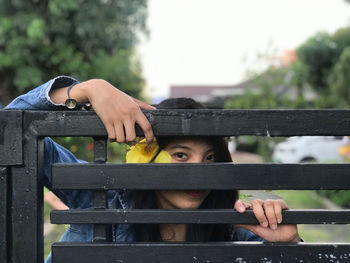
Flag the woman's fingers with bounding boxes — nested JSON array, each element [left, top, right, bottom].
[[251, 199, 268, 228], [243, 201, 252, 209], [132, 98, 156, 110], [234, 200, 252, 213], [234, 200, 246, 213], [274, 200, 283, 224], [274, 199, 288, 224], [104, 123, 116, 142], [114, 122, 125, 143], [135, 113, 154, 145], [86, 79, 154, 144], [236, 199, 299, 242], [124, 120, 137, 142], [263, 200, 278, 230], [250, 199, 288, 230]]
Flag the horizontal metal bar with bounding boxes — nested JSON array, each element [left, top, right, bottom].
[[52, 163, 350, 190], [52, 242, 350, 263], [50, 209, 350, 225], [22, 109, 350, 137]]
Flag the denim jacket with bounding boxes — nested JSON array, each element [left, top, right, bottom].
[[6, 76, 263, 263]]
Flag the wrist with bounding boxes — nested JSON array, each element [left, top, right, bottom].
[[82, 79, 108, 103], [290, 234, 301, 243]]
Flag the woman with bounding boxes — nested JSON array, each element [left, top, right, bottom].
[[6, 76, 300, 263], [128, 98, 299, 243]]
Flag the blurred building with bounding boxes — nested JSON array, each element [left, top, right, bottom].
[[169, 50, 316, 108]]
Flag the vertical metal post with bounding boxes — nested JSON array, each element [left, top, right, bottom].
[[10, 130, 43, 263], [92, 137, 111, 242], [0, 167, 8, 262]]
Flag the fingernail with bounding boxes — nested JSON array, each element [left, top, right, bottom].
[[239, 203, 245, 212], [277, 218, 282, 224], [262, 222, 268, 228], [271, 224, 277, 230]]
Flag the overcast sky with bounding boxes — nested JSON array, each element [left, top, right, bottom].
[[138, 0, 350, 100]]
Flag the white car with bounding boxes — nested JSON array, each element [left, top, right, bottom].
[[272, 136, 349, 163]]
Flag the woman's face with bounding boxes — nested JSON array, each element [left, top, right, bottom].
[[156, 137, 214, 210]]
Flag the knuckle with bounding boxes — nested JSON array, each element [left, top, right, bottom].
[[274, 203, 282, 210], [266, 213, 276, 220], [126, 135, 136, 142], [130, 104, 140, 113], [108, 134, 115, 141], [143, 122, 152, 132], [264, 200, 274, 207], [257, 216, 265, 224], [251, 199, 260, 206], [116, 137, 125, 143]]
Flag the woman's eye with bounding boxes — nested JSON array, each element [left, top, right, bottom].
[[175, 152, 187, 159], [206, 154, 215, 161]]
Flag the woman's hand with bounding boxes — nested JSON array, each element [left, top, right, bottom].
[[50, 79, 155, 144], [234, 199, 300, 242]]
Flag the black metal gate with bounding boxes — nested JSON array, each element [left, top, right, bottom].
[[1, 109, 350, 262]]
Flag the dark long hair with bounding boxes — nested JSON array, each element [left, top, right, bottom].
[[130, 98, 238, 241]]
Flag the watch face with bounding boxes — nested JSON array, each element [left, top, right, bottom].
[[65, 99, 77, 109]]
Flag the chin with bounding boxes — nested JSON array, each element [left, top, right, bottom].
[[175, 191, 208, 209], [156, 190, 208, 210], [176, 200, 202, 210]]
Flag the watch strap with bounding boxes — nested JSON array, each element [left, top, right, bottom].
[[65, 81, 79, 109]]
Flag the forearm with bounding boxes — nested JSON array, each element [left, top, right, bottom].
[[5, 76, 79, 110]]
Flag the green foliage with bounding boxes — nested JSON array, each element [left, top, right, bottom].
[[275, 190, 325, 209], [296, 32, 338, 93], [0, 0, 148, 104], [295, 27, 350, 101], [332, 27, 350, 52], [329, 47, 350, 105], [317, 190, 350, 208], [87, 49, 145, 98]]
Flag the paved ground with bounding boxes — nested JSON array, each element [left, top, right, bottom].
[[231, 151, 264, 163]]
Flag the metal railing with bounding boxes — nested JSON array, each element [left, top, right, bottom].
[[1, 109, 350, 263]]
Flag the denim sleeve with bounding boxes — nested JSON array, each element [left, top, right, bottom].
[[44, 137, 93, 209], [233, 227, 264, 241], [5, 75, 79, 110]]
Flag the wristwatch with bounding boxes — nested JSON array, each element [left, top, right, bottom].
[[64, 81, 91, 110]]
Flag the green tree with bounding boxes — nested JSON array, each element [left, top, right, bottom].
[[332, 27, 350, 52], [0, 0, 148, 104], [329, 47, 350, 106], [295, 27, 350, 100], [296, 32, 338, 94]]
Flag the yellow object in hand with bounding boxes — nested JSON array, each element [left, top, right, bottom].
[[126, 139, 171, 163]]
